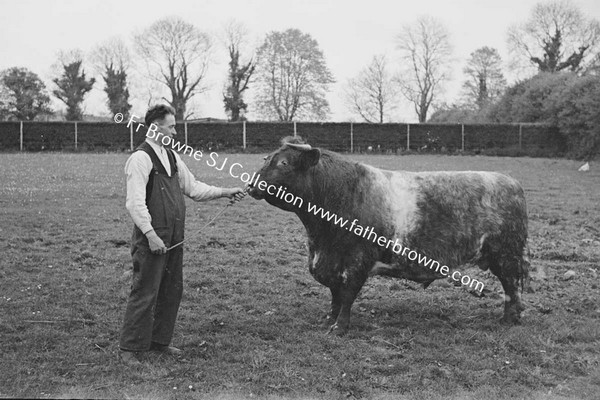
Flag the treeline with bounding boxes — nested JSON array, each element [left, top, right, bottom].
[[430, 73, 600, 158], [425, 0, 600, 159]]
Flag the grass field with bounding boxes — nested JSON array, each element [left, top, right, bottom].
[[1, 151, 599, 400]]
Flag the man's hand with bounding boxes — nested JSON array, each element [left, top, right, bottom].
[[146, 230, 167, 255], [222, 187, 247, 203]]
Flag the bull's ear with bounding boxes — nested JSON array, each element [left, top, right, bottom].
[[300, 148, 320, 169]]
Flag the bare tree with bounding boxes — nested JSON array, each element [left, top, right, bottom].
[[90, 37, 132, 118], [343, 55, 398, 123], [462, 47, 507, 110], [254, 28, 335, 121], [508, 0, 600, 73], [90, 37, 131, 74], [395, 16, 452, 122], [134, 17, 212, 120], [221, 20, 255, 121], [587, 52, 600, 75]]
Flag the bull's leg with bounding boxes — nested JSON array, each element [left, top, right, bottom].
[[498, 276, 524, 324], [327, 273, 367, 336], [322, 286, 341, 327], [490, 256, 527, 324]]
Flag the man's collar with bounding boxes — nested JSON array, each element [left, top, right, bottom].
[[145, 138, 164, 154]]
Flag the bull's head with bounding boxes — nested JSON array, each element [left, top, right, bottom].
[[248, 136, 320, 212]]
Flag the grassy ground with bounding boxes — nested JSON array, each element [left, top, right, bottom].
[[0, 152, 599, 400]]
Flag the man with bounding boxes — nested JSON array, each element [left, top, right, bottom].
[[119, 104, 244, 366]]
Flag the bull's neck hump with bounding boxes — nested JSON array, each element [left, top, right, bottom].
[[297, 157, 379, 221]]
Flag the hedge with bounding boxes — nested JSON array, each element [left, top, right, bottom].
[[0, 121, 566, 157]]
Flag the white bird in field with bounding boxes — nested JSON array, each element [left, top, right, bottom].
[[578, 162, 590, 172]]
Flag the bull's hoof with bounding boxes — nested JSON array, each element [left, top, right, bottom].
[[322, 315, 336, 328], [500, 313, 521, 325], [326, 323, 348, 336], [321, 313, 337, 328]]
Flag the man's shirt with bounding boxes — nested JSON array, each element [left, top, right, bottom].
[[125, 139, 223, 234]]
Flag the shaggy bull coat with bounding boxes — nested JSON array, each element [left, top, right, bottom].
[[249, 138, 529, 335]]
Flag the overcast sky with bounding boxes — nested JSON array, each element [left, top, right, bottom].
[[1, 0, 599, 122]]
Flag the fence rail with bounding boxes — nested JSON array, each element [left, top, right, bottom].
[[0, 121, 566, 156]]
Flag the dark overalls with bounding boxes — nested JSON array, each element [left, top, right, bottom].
[[120, 142, 186, 351]]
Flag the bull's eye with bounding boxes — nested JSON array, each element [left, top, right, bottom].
[[279, 159, 288, 166], [263, 156, 268, 161]]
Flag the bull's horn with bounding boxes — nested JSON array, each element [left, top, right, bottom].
[[284, 143, 313, 151]]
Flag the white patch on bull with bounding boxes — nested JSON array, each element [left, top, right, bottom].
[[309, 251, 320, 273], [472, 233, 488, 262], [364, 166, 420, 241], [479, 233, 488, 247], [479, 171, 518, 229], [481, 172, 503, 208], [369, 261, 395, 277], [341, 269, 349, 284]]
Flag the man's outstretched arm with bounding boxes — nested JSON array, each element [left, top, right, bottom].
[[175, 153, 244, 201]]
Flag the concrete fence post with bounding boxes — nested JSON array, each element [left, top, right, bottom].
[[184, 122, 188, 145], [406, 124, 410, 150], [129, 121, 133, 151], [519, 124, 523, 150], [350, 122, 353, 153], [20, 121, 23, 151], [74, 122, 78, 150], [243, 121, 247, 149], [461, 124, 465, 152], [294, 121, 297, 137]]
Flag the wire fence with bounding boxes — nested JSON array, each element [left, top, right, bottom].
[[0, 121, 566, 156]]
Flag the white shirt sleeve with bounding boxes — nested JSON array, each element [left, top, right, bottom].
[[173, 152, 224, 201], [124, 151, 154, 234]]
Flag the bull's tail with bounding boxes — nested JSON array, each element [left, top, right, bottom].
[[518, 244, 532, 293]]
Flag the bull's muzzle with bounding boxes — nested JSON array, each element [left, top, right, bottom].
[[246, 182, 264, 199]]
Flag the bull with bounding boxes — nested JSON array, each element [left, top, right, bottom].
[[248, 137, 529, 335]]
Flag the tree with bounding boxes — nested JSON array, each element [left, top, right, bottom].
[[587, 52, 600, 75], [427, 104, 480, 123], [396, 16, 452, 122], [0, 86, 11, 120], [104, 67, 131, 118], [52, 52, 95, 121], [343, 55, 398, 123], [221, 21, 255, 122], [508, 0, 600, 73], [462, 47, 507, 110], [254, 28, 335, 121], [557, 74, 600, 158], [0, 67, 52, 120], [135, 17, 212, 120], [90, 37, 132, 118], [487, 72, 577, 123]]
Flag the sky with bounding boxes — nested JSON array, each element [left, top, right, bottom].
[[1, 0, 599, 122]]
